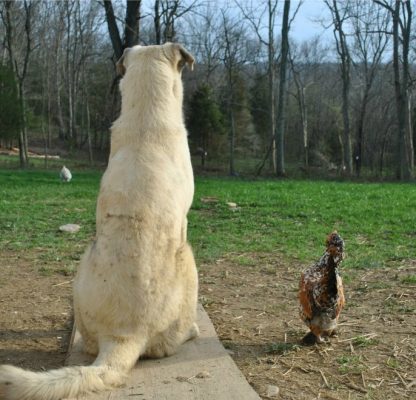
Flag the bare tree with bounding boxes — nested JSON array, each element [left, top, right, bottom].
[[1, 0, 36, 168], [219, 10, 247, 176], [374, 0, 413, 180], [48, 1, 101, 150], [101, 0, 141, 155], [325, 0, 353, 175], [65, 0, 77, 147], [187, 4, 222, 83], [349, 0, 390, 177], [0, 0, 412, 179], [275, 0, 291, 176], [153, 0, 198, 44], [76, 2, 101, 162], [56, 4, 68, 142], [37, 1, 53, 166], [290, 38, 333, 171], [154, 0, 161, 44], [103, 0, 141, 60], [235, 0, 279, 173], [289, 45, 315, 170]]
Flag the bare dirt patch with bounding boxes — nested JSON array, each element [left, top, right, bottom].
[[199, 253, 416, 399], [0, 250, 415, 400], [0, 251, 72, 370]]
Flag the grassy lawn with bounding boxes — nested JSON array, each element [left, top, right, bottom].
[[190, 178, 416, 270], [1, 168, 416, 272], [0, 169, 101, 274]]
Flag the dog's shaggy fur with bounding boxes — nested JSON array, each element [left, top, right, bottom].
[[0, 43, 198, 400]]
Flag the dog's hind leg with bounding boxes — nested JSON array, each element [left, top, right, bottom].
[[144, 243, 199, 359], [73, 298, 99, 356], [176, 242, 199, 344], [184, 322, 199, 342], [143, 320, 198, 359]]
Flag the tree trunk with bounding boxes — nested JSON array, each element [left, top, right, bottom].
[[4, 1, 31, 168], [17, 83, 28, 167], [65, 2, 76, 148], [407, 93, 414, 173], [52, 10, 65, 141], [355, 87, 370, 177], [268, 1, 276, 173], [341, 72, 352, 174], [68, 76, 74, 146], [269, 71, 276, 172], [41, 41, 49, 169], [47, 51, 52, 150], [86, 99, 93, 165], [104, 0, 141, 60], [125, 1, 141, 48], [301, 86, 309, 169], [392, 0, 413, 180], [229, 107, 236, 176], [104, 0, 123, 59], [392, 1, 404, 179], [226, 58, 236, 176], [17, 130, 28, 167], [154, 0, 161, 44], [275, 0, 290, 176], [292, 66, 309, 170], [41, 111, 48, 169], [327, 0, 353, 175], [56, 77, 66, 140]]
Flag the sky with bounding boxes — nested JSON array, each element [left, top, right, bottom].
[[290, 0, 331, 42], [214, 0, 333, 44]]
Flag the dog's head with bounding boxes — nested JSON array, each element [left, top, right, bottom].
[[116, 43, 194, 78]]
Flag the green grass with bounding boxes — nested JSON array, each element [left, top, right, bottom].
[[401, 275, 416, 284], [386, 357, 401, 370], [337, 355, 366, 374], [266, 342, 300, 355], [1, 170, 416, 274], [0, 169, 101, 266], [352, 335, 379, 348], [189, 178, 416, 269]]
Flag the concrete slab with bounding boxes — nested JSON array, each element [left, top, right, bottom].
[[66, 304, 261, 400]]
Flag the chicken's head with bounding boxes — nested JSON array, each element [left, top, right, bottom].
[[326, 231, 344, 261]]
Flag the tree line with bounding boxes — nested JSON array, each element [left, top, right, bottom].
[[0, 0, 414, 180]]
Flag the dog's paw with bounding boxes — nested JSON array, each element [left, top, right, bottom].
[[188, 322, 199, 340]]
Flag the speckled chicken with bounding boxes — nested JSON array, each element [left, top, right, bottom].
[[299, 231, 345, 344]]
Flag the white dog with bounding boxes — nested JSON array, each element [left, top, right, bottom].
[[0, 43, 199, 400]]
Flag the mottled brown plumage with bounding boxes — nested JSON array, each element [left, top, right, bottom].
[[299, 232, 345, 344]]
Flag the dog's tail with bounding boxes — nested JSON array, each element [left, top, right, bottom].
[[0, 339, 143, 400]]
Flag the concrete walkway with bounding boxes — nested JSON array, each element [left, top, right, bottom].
[[66, 304, 261, 400]]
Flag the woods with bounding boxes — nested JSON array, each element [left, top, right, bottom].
[[0, 0, 415, 180]]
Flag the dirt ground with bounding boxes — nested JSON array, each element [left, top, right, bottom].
[[0, 251, 73, 370], [199, 253, 416, 400], [0, 250, 415, 399]]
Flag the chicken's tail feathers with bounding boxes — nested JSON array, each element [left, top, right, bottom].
[[0, 339, 143, 400]]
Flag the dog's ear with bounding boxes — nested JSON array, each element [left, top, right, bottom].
[[174, 44, 195, 71], [116, 47, 131, 77]]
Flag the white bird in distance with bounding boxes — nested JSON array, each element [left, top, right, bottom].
[[60, 166, 72, 182]]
